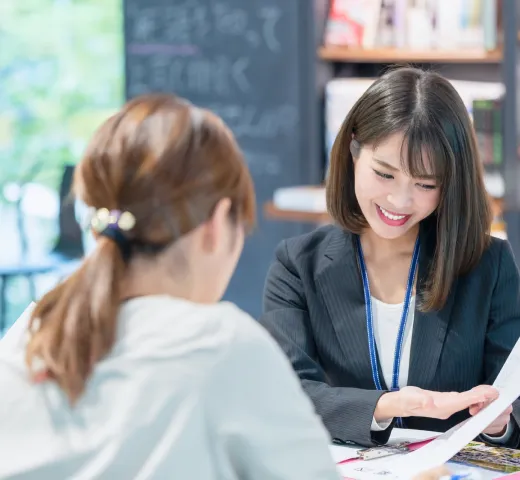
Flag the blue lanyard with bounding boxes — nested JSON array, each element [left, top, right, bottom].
[[355, 235, 420, 396]]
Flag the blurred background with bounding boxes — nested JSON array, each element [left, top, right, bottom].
[[0, 0, 123, 333], [0, 0, 519, 335]]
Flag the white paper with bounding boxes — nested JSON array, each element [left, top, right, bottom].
[[329, 445, 360, 463], [339, 453, 399, 479], [340, 337, 520, 479], [386, 429, 439, 445], [329, 429, 439, 466], [0, 302, 35, 352]]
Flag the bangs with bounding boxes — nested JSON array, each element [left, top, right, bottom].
[[400, 122, 448, 182]]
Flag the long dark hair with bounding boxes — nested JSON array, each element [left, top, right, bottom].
[[327, 67, 491, 311], [26, 94, 256, 404]]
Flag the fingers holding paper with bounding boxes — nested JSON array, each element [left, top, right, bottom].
[[469, 401, 512, 436]]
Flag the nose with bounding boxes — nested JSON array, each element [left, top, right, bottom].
[[387, 186, 413, 211]]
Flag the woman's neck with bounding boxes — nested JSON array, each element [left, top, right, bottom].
[[360, 224, 419, 261], [120, 255, 211, 304], [359, 225, 420, 304]]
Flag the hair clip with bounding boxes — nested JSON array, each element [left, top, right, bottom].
[[90, 208, 136, 233]]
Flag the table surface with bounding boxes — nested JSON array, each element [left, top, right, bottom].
[[330, 429, 508, 479]]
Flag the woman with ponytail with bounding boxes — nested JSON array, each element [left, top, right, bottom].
[[0, 94, 340, 479]]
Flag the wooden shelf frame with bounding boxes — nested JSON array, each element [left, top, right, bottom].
[[318, 46, 503, 64], [263, 201, 331, 224]]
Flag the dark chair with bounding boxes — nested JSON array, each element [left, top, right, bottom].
[[0, 165, 84, 333]]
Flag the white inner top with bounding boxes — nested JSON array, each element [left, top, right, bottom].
[[371, 295, 416, 390]]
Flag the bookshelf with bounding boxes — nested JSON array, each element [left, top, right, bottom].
[[500, 0, 520, 257], [263, 1, 520, 258], [318, 46, 502, 63]]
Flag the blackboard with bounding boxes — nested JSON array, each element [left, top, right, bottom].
[[123, 0, 319, 317]]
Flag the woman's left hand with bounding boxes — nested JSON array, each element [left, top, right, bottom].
[[469, 401, 513, 436]]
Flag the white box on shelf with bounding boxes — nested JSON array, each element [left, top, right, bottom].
[[273, 186, 327, 213]]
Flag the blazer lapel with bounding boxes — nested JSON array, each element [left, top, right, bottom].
[[316, 228, 387, 390], [408, 220, 454, 389]]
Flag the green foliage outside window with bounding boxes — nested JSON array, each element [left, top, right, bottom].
[[0, 0, 123, 331], [0, 0, 124, 192]]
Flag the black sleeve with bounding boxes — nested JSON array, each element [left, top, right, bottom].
[[259, 240, 393, 447], [482, 240, 520, 448]]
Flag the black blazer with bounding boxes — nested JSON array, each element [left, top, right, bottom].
[[259, 223, 520, 447]]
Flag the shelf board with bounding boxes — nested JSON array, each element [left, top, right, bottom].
[[318, 46, 503, 63], [264, 197, 503, 225], [263, 201, 331, 224]]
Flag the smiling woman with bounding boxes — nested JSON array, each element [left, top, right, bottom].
[[327, 68, 491, 312], [260, 67, 520, 449], [352, 133, 440, 235]]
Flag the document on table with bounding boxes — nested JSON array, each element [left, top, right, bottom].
[[340, 337, 520, 479], [330, 445, 360, 463], [0, 302, 35, 351]]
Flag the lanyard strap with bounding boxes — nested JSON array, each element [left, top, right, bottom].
[[355, 235, 420, 392]]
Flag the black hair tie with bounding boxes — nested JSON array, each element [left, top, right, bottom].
[[99, 227, 132, 262]]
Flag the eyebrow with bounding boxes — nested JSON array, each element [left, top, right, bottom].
[[372, 157, 438, 180], [373, 158, 399, 171]]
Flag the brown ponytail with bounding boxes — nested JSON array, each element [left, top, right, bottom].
[[27, 238, 125, 403], [25, 94, 255, 404]]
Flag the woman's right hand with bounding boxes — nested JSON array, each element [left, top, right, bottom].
[[374, 385, 498, 422]]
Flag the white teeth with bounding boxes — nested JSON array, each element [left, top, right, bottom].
[[379, 206, 406, 221]]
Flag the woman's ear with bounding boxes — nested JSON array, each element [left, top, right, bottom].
[[350, 138, 361, 161], [202, 198, 232, 253]]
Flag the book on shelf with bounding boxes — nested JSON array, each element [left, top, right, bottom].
[[473, 97, 503, 167], [325, 78, 375, 162], [324, 0, 500, 51], [324, 0, 382, 49]]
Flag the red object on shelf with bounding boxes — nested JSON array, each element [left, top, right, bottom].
[[324, 0, 365, 47]]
